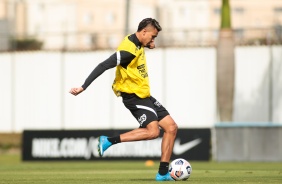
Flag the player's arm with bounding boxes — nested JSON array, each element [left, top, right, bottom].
[[69, 51, 135, 96]]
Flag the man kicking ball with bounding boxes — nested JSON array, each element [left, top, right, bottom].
[[70, 18, 178, 181]]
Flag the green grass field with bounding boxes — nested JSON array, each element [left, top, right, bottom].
[[0, 154, 281, 184]]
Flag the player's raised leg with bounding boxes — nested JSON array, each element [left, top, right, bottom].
[[120, 121, 160, 141], [98, 121, 160, 157]]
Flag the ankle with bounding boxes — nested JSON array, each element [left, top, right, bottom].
[[158, 162, 169, 175], [107, 136, 121, 145]]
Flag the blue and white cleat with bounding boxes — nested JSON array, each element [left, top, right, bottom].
[[155, 172, 174, 181], [98, 136, 112, 157]]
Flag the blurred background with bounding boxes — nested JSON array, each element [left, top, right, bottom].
[[0, 0, 282, 50], [0, 0, 282, 161]]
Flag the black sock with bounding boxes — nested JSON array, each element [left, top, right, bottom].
[[158, 162, 169, 175], [107, 136, 121, 145]]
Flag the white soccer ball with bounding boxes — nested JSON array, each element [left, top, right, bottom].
[[169, 158, 192, 181]]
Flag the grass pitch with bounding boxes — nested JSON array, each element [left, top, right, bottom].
[[0, 154, 281, 184]]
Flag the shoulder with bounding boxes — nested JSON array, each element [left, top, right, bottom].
[[118, 34, 142, 56]]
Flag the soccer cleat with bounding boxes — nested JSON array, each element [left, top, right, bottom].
[[155, 172, 175, 181], [98, 136, 112, 157]]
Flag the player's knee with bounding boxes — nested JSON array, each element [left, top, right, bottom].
[[149, 128, 160, 139], [168, 122, 178, 136]]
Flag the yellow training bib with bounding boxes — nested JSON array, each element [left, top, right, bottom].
[[112, 35, 150, 98]]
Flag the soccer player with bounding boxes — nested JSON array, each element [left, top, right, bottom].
[[69, 18, 178, 181]]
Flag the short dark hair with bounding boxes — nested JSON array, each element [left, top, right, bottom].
[[137, 18, 162, 32]]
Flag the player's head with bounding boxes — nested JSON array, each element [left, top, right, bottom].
[[137, 18, 162, 32], [136, 18, 162, 48]]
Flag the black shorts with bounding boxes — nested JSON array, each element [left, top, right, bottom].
[[121, 93, 170, 128]]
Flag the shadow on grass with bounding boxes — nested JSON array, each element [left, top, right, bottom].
[[130, 179, 155, 181]]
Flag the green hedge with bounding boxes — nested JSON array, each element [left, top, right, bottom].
[[10, 38, 43, 51]]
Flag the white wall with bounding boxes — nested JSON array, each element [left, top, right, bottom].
[[0, 46, 282, 132], [233, 46, 271, 122], [0, 53, 12, 131], [272, 46, 282, 123], [233, 46, 282, 123]]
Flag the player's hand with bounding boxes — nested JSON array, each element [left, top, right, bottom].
[[146, 41, 155, 49], [69, 87, 84, 96]]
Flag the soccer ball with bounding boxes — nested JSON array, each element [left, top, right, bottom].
[[169, 158, 192, 181]]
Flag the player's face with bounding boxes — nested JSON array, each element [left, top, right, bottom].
[[142, 26, 158, 47]]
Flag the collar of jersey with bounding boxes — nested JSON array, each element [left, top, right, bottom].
[[129, 33, 142, 49]]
